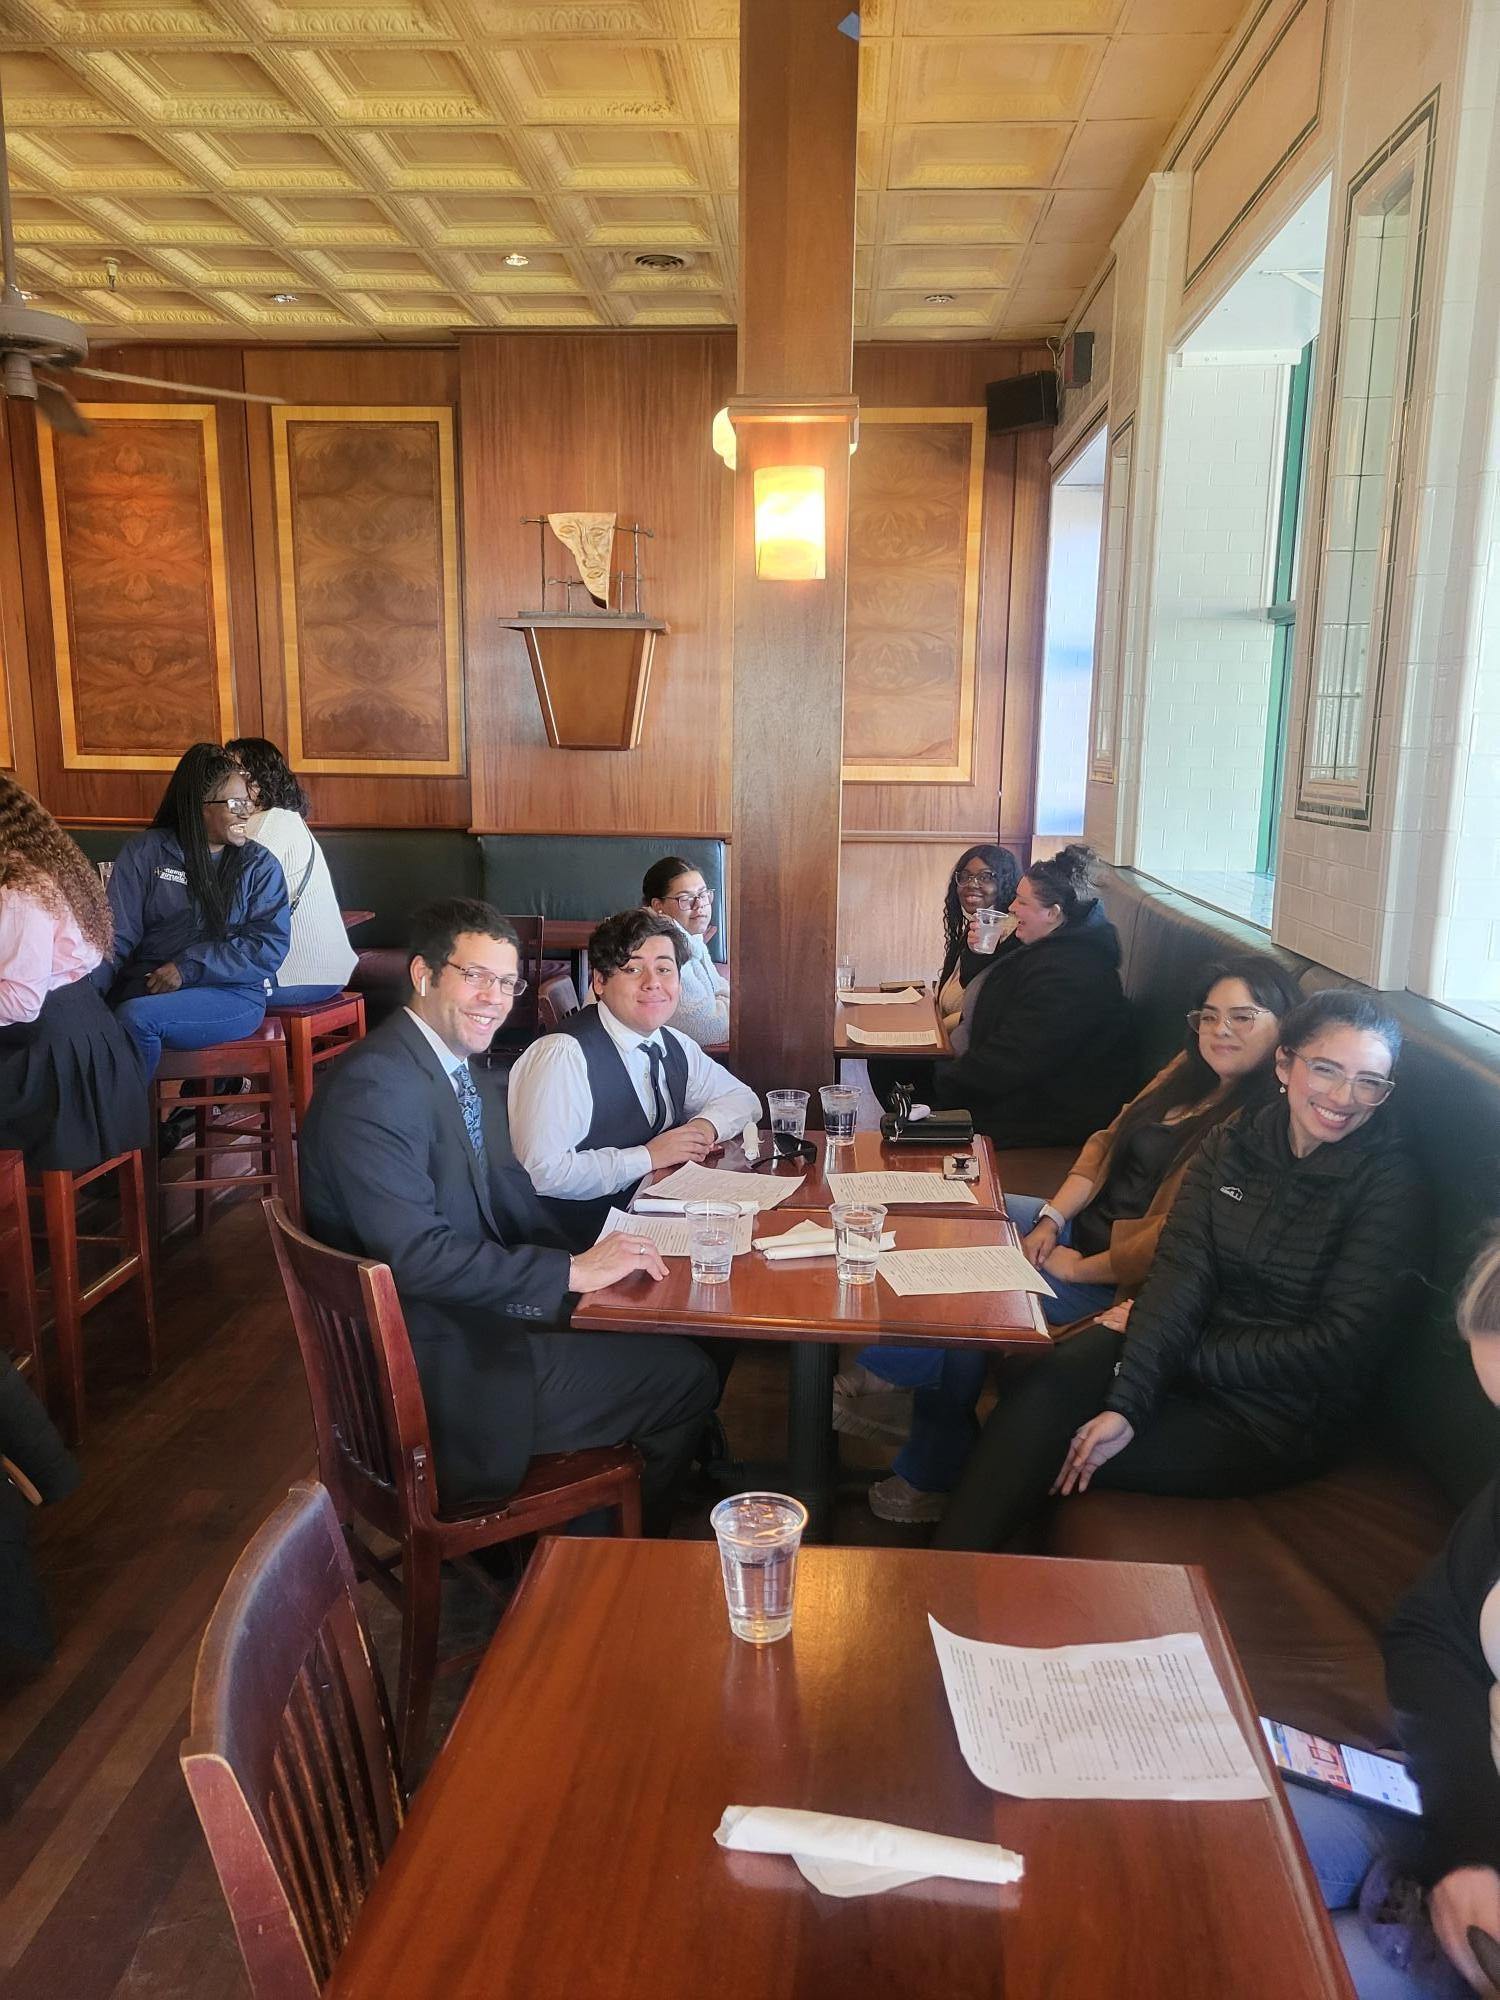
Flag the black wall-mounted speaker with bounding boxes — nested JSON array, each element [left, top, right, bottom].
[[985, 369, 1059, 435]]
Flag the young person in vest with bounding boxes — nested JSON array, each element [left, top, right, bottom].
[[507, 907, 759, 1253]]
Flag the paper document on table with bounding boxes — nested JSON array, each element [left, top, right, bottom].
[[838, 988, 923, 1006], [845, 1024, 941, 1048], [636, 1164, 804, 1212], [597, 1207, 754, 1258], [878, 1246, 1054, 1298], [929, 1619, 1269, 1801], [826, 1171, 977, 1207]]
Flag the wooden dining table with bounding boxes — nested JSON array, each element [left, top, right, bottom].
[[328, 1538, 1353, 2000], [672, 1127, 1006, 1218], [834, 986, 952, 1065]]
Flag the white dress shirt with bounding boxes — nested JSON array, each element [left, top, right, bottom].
[[404, 1005, 468, 1083], [507, 999, 760, 1201]]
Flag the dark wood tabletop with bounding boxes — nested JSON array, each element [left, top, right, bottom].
[[328, 1539, 1352, 2000], [573, 1209, 1048, 1346], [834, 988, 952, 1057], [657, 1128, 1004, 1217]]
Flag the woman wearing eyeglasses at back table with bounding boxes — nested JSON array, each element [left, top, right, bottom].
[[98, 743, 290, 1080], [225, 736, 355, 1007], [933, 987, 1426, 1554], [642, 856, 729, 1049], [937, 844, 1022, 1032]]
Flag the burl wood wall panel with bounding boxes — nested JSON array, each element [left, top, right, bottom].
[[271, 407, 462, 777], [843, 410, 985, 785]]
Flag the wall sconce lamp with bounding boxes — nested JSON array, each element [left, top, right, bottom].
[[753, 464, 826, 581]]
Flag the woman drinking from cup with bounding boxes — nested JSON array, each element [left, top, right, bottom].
[[938, 845, 1022, 1034], [838, 953, 1302, 1523]]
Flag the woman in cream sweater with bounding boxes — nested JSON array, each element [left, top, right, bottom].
[[227, 737, 355, 1005]]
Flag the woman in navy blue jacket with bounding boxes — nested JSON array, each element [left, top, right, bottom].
[[100, 743, 290, 1078]]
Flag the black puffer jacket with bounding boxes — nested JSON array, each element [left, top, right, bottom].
[[1105, 1099, 1424, 1456], [934, 900, 1134, 1148]]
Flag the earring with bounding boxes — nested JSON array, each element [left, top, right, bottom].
[[1279, 1083, 1287, 1095]]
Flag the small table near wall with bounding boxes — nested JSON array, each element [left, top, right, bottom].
[[834, 989, 951, 1074]]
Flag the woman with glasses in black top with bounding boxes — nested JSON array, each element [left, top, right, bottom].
[[99, 743, 290, 1078]]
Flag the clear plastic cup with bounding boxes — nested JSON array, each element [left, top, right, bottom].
[[832, 1201, 886, 1284], [972, 907, 1014, 954], [710, 1491, 808, 1644], [767, 1088, 810, 1145], [685, 1200, 737, 1285], [835, 957, 855, 993], [819, 1084, 858, 1143]]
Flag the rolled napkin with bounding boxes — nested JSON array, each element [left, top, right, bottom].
[[714, 1805, 1023, 1899], [754, 1218, 897, 1261]]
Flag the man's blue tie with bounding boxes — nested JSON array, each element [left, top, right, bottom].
[[453, 1062, 488, 1171], [640, 1041, 670, 1135]]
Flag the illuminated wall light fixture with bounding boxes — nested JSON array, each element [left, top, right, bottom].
[[753, 464, 826, 581]]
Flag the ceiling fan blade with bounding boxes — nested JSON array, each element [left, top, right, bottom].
[[71, 365, 286, 406], [34, 378, 95, 437]]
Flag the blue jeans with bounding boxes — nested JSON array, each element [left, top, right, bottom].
[[1286, 1782, 1431, 1998], [271, 983, 344, 1007], [858, 1193, 1118, 1493], [115, 987, 268, 1081]]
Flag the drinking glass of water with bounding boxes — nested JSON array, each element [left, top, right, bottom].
[[971, 907, 1013, 954], [831, 1201, 886, 1284], [766, 1088, 809, 1147], [710, 1492, 808, 1645], [835, 957, 855, 994], [819, 1084, 858, 1143], [686, 1200, 738, 1285]]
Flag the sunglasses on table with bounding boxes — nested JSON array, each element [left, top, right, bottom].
[[441, 961, 529, 999], [1286, 1051, 1395, 1106]]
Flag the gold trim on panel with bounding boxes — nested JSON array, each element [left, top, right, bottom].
[[39, 404, 236, 772], [842, 406, 986, 786], [270, 404, 464, 777], [0, 587, 12, 772]]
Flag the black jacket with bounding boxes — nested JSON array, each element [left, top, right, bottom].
[[1384, 1473, 1500, 1881], [934, 901, 1134, 1148], [1106, 1100, 1424, 1458], [299, 1010, 574, 1510], [0, 1355, 79, 1662]]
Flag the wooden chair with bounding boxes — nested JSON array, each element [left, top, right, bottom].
[[268, 990, 367, 1121], [181, 1480, 404, 2000], [153, 1023, 298, 1240], [30, 1149, 156, 1444], [537, 969, 581, 1031], [263, 1197, 642, 1766], [0, 1150, 43, 1398]]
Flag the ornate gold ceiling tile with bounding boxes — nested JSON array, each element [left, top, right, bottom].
[[679, 37, 733, 123], [92, 192, 259, 242], [155, 244, 307, 287], [899, 0, 1123, 29], [616, 295, 731, 325], [336, 288, 477, 324], [75, 50, 307, 129], [853, 243, 871, 289], [597, 252, 720, 294], [7, 127, 190, 190], [872, 290, 998, 331], [497, 305, 604, 326], [213, 290, 358, 326], [699, 123, 734, 191], [173, 130, 358, 191], [399, 190, 555, 245], [1055, 115, 1171, 189], [1033, 184, 1130, 244], [237, 0, 458, 34], [74, 284, 233, 324], [5, 0, 239, 44], [345, 127, 526, 190], [854, 191, 876, 243], [299, 246, 450, 287], [895, 37, 1103, 125], [456, 0, 677, 30], [10, 194, 108, 243], [854, 286, 869, 328], [560, 191, 714, 248], [1084, 32, 1228, 120], [450, 248, 585, 290], [0, 50, 119, 124], [881, 189, 1043, 244], [859, 0, 895, 31], [23, 245, 175, 286], [240, 193, 405, 242], [675, 0, 736, 32], [858, 36, 890, 123], [487, 42, 686, 124], [1016, 237, 1108, 288], [1120, 0, 1243, 33], [887, 122, 1069, 190], [530, 125, 705, 192], [280, 47, 492, 125], [855, 128, 882, 190], [999, 283, 1082, 327], [878, 241, 1021, 290]]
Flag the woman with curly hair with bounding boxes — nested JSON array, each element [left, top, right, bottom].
[[225, 736, 354, 1005], [0, 776, 149, 1171]]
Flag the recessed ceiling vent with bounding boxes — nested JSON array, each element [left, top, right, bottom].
[[633, 252, 690, 271]]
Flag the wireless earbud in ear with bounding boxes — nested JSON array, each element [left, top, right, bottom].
[[418, 977, 428, 997]]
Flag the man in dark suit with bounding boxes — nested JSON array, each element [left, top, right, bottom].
[[299, 897, 717, 1524]]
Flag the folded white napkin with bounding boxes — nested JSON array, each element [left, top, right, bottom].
[[753, 1219, 897, 1261], [714, 1805, 1023, 1899]]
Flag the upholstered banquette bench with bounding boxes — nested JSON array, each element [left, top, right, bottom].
[[1005, 867, 1500, 1749]]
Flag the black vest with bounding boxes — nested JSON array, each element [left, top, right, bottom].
[[542, 1006, 690, 1249]]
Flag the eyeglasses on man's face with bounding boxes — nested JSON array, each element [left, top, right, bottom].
[[955, 869, 999, 889], [1187, 1006, 1274, 1035], [441, 961, 527, 999], [664, 887, 713, 909], [1287, 1051, 1395, 1106]]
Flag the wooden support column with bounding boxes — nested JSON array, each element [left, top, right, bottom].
[[731, 0, 859, 1099]]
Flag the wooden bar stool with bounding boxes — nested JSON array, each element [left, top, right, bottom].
[[154, 1023, 299, 1243], [30, 1149, 156, 1445], [268, 990, 366, 1122], [0, 1149, 43, 1398]]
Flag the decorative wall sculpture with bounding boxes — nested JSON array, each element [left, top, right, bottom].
[[842, 408, 986, 784], [38, 404, 236, 770], [271, 405, 463, 776]]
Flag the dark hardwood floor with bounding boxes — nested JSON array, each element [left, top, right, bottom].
[[0, 1179, 917, 1998]]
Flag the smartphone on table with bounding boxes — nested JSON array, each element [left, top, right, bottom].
[[1260, 1716, 1422, 1817]]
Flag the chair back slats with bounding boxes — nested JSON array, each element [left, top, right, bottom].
[[311, 1297, 396, 1488], [182, 1482, 403, 2000]]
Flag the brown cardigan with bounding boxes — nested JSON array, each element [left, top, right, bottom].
[[1066, 1053, 1208, 1293]]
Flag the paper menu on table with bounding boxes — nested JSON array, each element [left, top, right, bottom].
[[878, 1246, 1054, 1298], [837, 988, 923, 1006], [845, 1025, 941, 1048], [929, 1619, 1269, 1801], [825, 1171, 977, 1207], [597, 1207, 755, 1258], [637, 1163, 805, 1211]]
